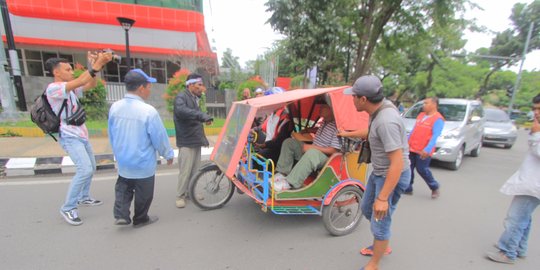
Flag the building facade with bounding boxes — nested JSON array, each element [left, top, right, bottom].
[[1, 0, 219, 116]]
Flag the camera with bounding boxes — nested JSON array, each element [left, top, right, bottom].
[[101, 48, 122, 64]]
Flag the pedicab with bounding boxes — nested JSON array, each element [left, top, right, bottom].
[[188, 86, 370, 236]]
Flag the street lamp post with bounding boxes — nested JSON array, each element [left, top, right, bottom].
[[116, 17, 135, 69]]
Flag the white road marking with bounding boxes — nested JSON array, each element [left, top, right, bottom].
[[0, 170, 179, 186]]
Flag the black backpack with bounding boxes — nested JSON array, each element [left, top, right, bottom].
[[30, 90, 67, 141]]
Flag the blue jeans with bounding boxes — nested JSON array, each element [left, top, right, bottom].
[[59, 136, 96, 211], [498, 195, 540, 259], [361, 169, 411, 240], [406, 152, 439, 192]]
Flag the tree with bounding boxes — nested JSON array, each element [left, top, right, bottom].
[[266, 0, 469, 86], [474, 0, 540, 98]]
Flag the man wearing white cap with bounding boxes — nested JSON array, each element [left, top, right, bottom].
[[340, 75, 411, 270]]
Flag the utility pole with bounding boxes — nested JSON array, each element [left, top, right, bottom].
[[1, 0, 26, 111], [0, 32, 18, 119], [508, 22, 534, 115]]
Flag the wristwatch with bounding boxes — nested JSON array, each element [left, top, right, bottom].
[[88, 68, 99, 78]]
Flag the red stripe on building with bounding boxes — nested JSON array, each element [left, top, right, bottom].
[[7, 0, 205, 32], [5, 36, 217, 59]]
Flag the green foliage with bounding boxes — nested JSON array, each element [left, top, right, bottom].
[[164, 69, 190, 113], [218, 80, 235, 91], [73, 68, 108, 120], [163, 69, 208, 113], [290, 75, 305, 89], [236, 77, 265, 100]]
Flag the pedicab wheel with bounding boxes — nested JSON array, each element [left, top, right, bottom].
[[322, 186, 363, 236], [189, 164, 235, 210]]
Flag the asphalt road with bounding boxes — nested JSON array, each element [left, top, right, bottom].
[[0, 130, 538, 270]]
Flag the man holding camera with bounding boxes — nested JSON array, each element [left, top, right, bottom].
[[340, 75, 410, 270], [173, 73, 213, 208], [45, 52, 112, 226]]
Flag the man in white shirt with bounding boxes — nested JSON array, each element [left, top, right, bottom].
[[487, 93, 540, 264]]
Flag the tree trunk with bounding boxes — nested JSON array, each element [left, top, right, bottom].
[[475, 64, 503, 98], [350, 0, 402, 83]]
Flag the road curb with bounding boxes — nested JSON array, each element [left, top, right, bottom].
[[0, 126, 223, 137], [0, 147, 214, 178]]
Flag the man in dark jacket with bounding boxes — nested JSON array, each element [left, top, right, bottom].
[[173, 73, 213, 208]]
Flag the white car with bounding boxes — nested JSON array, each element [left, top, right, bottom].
[[402, 99, 485, 170], [482, 108, 518, 149]]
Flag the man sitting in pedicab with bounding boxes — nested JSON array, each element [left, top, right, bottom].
[[273, 103, 342, 191], [253, 88, 293, 163]]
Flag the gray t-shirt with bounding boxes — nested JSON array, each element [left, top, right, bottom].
[[368, 100, 410, 176]]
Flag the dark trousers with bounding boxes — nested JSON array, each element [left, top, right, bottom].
[[406, 152, 440, 192], [114, 175, 155, 225]]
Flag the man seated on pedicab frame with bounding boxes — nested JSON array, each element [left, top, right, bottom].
[[253, 105, 293, 163], [273, 103, 342, 191], [252, 88, 293, 163]]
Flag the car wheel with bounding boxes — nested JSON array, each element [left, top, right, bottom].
[[447, 146, 464, 171], [470, 143, 481, 157]]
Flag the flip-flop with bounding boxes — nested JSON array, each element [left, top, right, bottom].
[[360, 245, 392, 256]]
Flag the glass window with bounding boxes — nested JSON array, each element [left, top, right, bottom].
[[403, 103, 423, 119], [59, 54, 73, 63], [151, 69, 166, 84], [151, 60, 164, 69], [25, 50, 42, 61], [167, 60, 181, 78], [104, 74, 120, 82], [104, 61, 119, 76], [42, 52, 58, 63], [485, 109, 510, 122], [27, 61, 44, 76], [134, 58, 150, 74], [439, 104, 467, 121]]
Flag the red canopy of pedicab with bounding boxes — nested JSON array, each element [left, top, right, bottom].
[[212, 86, 369, 177]]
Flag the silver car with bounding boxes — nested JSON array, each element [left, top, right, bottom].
[[482, 108, 517, 149], [402, 98, 485, 170]]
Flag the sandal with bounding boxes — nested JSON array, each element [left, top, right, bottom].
[[360, 245, 392, 256]]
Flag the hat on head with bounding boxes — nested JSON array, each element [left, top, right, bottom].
[[264, 87, 284, 96], [344, 75, 382, 97], [124, 69, 157, 85]]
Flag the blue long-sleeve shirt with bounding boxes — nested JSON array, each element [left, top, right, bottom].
[[108, 94, 174, 179], [408, 118, 444, 153]]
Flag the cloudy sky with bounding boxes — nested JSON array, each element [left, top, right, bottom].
[[203, 0, 538, 71]]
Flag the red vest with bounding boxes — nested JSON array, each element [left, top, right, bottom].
[[408, 112, 444, 155], [261, 108, 289, 141]]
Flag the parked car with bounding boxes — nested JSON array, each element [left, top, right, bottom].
[[482, 108, 517, 149], [402, 98, 485, 170]]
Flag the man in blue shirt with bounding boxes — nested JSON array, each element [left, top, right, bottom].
[[108, 69, 174, 228]]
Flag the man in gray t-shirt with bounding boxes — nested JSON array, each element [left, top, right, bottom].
[[340, 75, 411, 270]]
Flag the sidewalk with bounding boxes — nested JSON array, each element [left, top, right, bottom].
[[0, 135, 218, 177]]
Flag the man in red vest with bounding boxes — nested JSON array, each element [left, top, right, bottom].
[[405, 97, 444, 199]]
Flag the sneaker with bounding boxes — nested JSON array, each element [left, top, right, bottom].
[[114, 218, 130, 225], [60, 209, 83, 226], [493, 243, 526, 258], [486, 251, 515, 264], [273, 177, 291, 192], [176, 198, 186, 208], [133, 216, 159, 228], [78, 198, 103, 206]]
